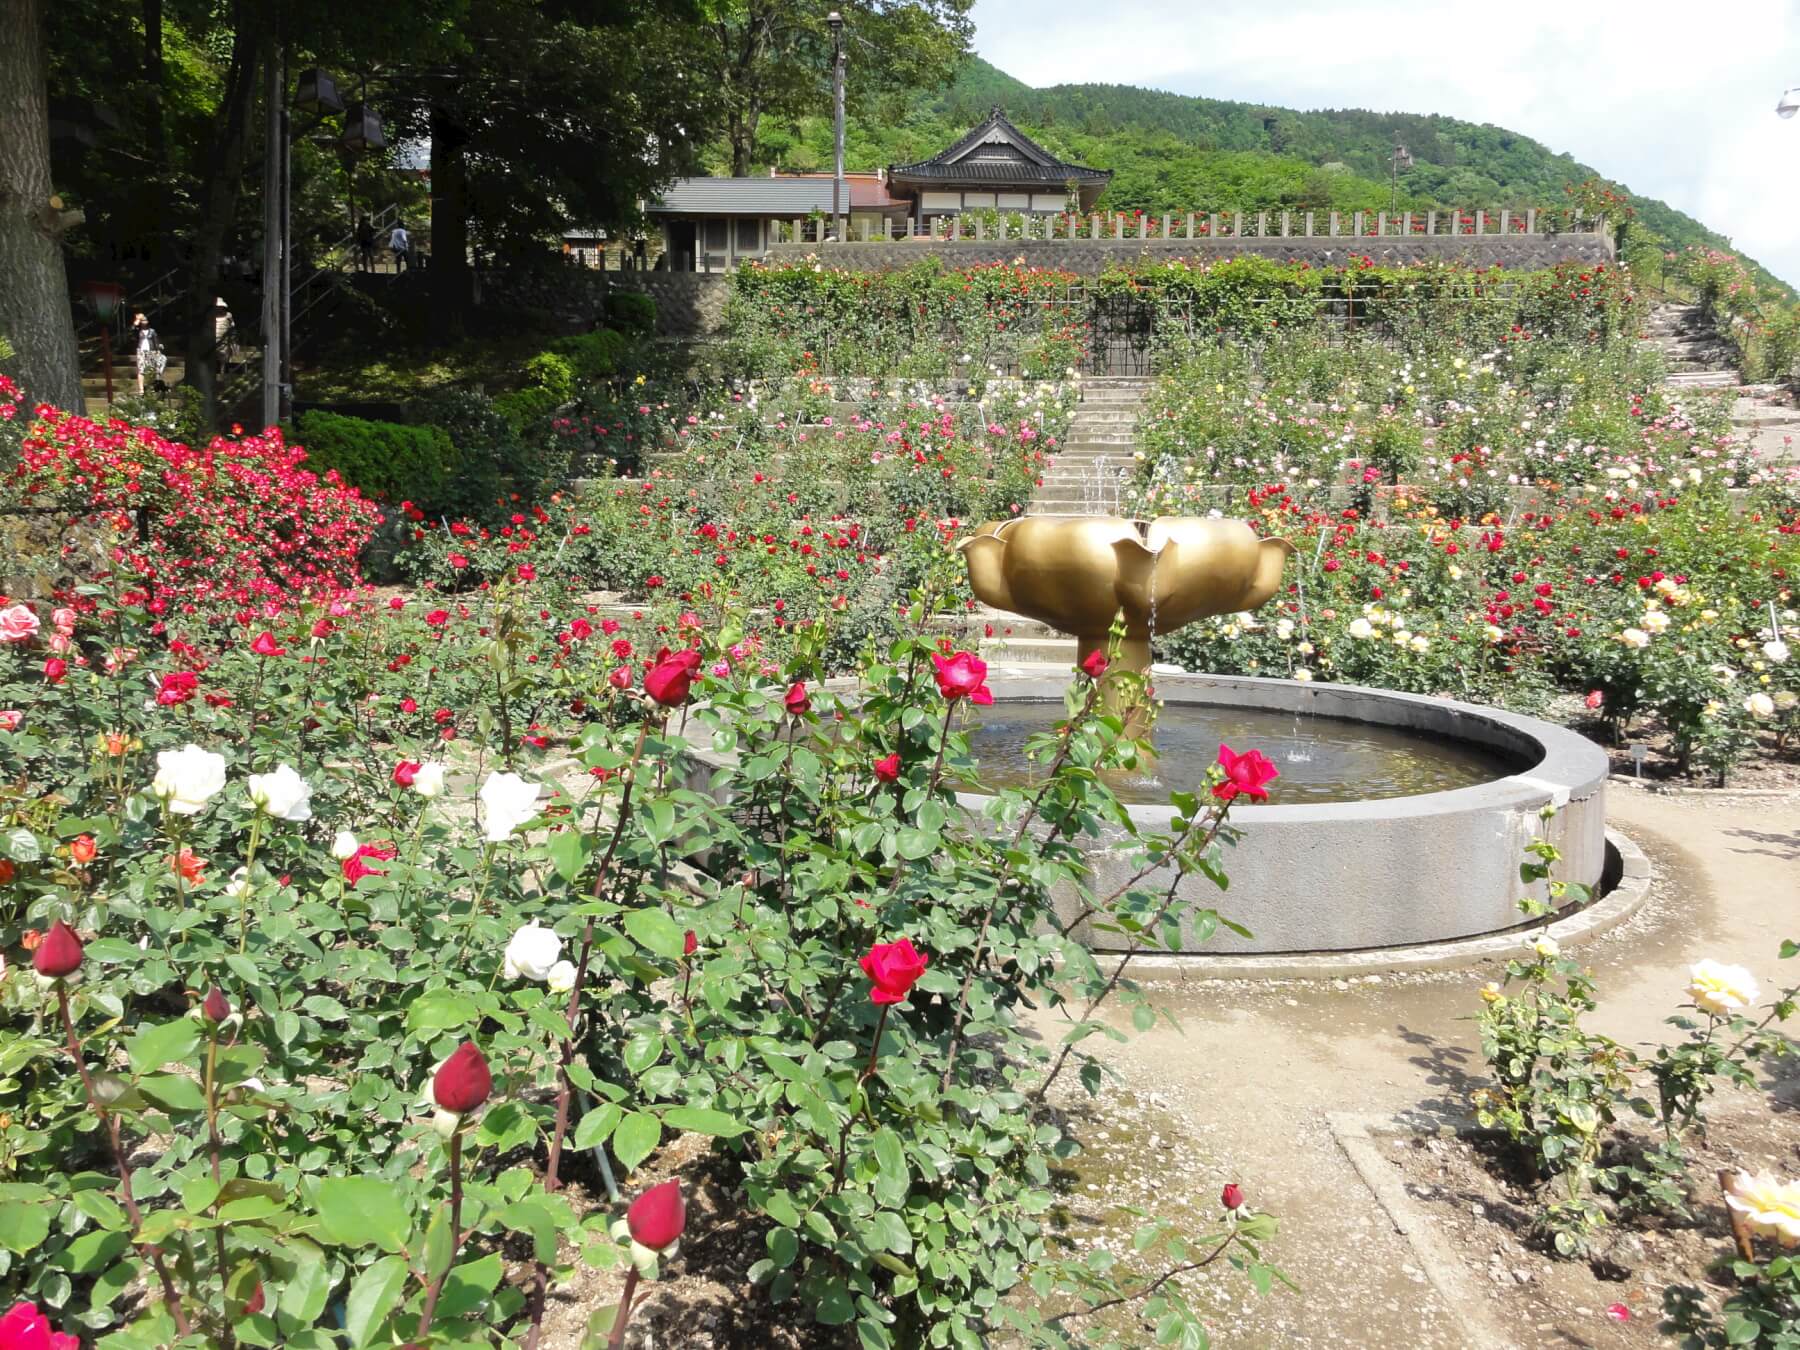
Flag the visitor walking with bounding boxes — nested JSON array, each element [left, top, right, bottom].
[[355, 215, 375, 272], [388, 220, 410, 273], [132, 312, 165, 394], [213, 297, 237, 371]]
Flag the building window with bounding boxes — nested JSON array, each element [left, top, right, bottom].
[[735, 218, 761, 254]]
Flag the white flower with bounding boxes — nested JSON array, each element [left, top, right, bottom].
[[1619, 628, 1651, 650], [1745, 692, 1775, 718], [1410, 636, 1430, 654], [1724, 1172, 1800, 1248], [1293, 668, 1313, 683], [224, 867, 252, 900], [1348, 618, 1376, 640], [546, 960, 578, 994], [151, 744, 228, 815], [479, 771, 543, 843], [246, 763, 312, 822], [503, 922, 564, 982], [411, 762, 447, 798], [331, 830, 360, 860], [1275, 618, 1294, 640], [1763, 640, 1789, 664], [1484, 624, 1504, 643], [1641, 610, 1670, 635], [1532, 935, 1560, 959], [1687, 959, 1759, 1017]]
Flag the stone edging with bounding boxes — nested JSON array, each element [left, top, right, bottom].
[[1098, 825, 1651, 981], [1607, 776, 1800, 802], [1327, 1112, 1519, 1350]]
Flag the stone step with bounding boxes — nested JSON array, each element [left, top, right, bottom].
[[1664, 372, 1739, 388], [979, 635, 1078, 664], [972, 607, 1060, 640], [1069, 408, 1139, 422]]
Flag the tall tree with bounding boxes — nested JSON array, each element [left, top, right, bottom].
[[701, 0, 974, 176], [0, 0, 84, 410]]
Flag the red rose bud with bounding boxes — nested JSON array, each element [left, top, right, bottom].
[[202, 986, 231, 1024], [784, 681, 811, 716], [643, 647, 702, 707], [43, 658, 67, 684], [69, 834, 97, 865], [626, 1178, 686, 1251], [34, 920, 84, 979], [244, 1283, 266, 1316], [684, 929, 698, 957], [931, 650, 992, 705], [249, 631, 285, 657], [432, 1041, 493, 1113], [861, 937, 929, 1006], [1212, 744, 1279, 804], [872, 753, 901, 782], [392, 760, 420, 788], [1081, 650, 1109, 679], [1221, 1183, 1245, 1211]]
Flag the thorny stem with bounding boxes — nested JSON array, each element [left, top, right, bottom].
[[414, 1130, 465, 1342], [203, 1028, 234, 1349], [57, 985, 192, 1336], [1047, 1232, 1240, 1326], [834, 1005, 891, 1193], [605, 1267, 642, 1350], [236, 811, 264, 953]]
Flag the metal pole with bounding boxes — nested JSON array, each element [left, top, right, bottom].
[[280, 102, 292, 422], [260, 44, 282, 429], [100, 325, 112, 405], [829, 12, 845, 243]]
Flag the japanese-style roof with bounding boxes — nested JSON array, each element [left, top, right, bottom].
[[647, 178, 837, 216], [888, 107, 1110, 186]]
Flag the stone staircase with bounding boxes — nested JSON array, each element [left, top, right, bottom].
[[1644, 302, 1800, 464], [1026, 376, 1150, 516]]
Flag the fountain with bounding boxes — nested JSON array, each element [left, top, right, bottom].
[[954, 514, 1611, 957]]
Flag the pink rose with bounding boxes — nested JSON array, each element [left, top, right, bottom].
[[0, 711, 21, 733], [0, 605, 39, 644], [931, 650, 993, 705], [861, 938, 929, 1006], [51, 608, 76, 633]]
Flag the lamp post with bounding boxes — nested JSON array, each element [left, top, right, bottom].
[[1389, 142, 1412, 215], [828, 11, 846, 244], [78, 281, 125, 406]]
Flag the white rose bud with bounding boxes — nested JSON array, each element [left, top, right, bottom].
[[1532, 935, 1560, 959], [151, 744, 228, 815], [546, 960, 578, 994], [503, 922, 563, 982], [412, 761, 447, 798], [246, 763, 312, 822], [479, 771, 543, 844], [331, 830, 360, 860]]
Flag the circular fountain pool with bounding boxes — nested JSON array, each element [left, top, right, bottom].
[[961, 672, 1611, 956], [968, 700, 1529, 805]]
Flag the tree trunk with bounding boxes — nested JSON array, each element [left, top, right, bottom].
[[429, 103, 470, 337], [0, 0, 83, 412], [182, 2, 260, 425], [143, 0, 165, 267]]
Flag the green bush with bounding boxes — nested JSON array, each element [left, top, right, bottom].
[[522, 351, 575, 401], [547, 329, 631, 381], [492, 385, 562, 434], [292, 410, 459, 513], [603, 289, 656, 334]]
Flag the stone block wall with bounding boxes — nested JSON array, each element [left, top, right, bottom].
[[602, 273, 731, 337], [475, 269, 730, 337], [764, 233, 1615, 275]]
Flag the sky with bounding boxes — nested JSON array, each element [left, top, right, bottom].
[[968, 0, 1800, 287]]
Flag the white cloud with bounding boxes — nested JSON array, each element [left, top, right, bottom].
[[970, 0, 1800, 287]]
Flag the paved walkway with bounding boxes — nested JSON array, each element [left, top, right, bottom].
[[1058, 786, 1799, 1346]]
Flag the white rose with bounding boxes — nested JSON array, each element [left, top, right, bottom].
[[1763, 640, 1789, 664], [1724, 1172, 1800, 1248], [1348, 618, 1376, 640], [1275, 618, 1294, 640], [151, 744, 228, 815], [331, 830, 360, 860], [1745, 692, 1776, 718], [411, 761, 447, 798], [546, 960, 578, 994], [1642, 610, 1670, 634], [1410, 636, 1430, 654], [246, 763, 312, 822], [224, 866, 252, 900], [1532, 935, 1560, 959], [1484, 624, 1503, 643], [503, 922, 563, 982], [479, 771, 543, 843], [1293, 668, 1313, 683], [1687, 959, 1759, 1017], [1619, 628, 1650, 650]]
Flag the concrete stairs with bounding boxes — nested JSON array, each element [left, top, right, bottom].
[[1645, 303, 1800, 463], [1027, 376, 1149, 516]]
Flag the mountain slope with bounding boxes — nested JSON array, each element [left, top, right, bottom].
[[744, 56, 1786, 292]]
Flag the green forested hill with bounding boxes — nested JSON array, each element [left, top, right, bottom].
[[736, 55, 1786, 292]]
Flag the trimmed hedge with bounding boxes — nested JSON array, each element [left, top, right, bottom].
[[602, 290, 656, 334], [547, 329, 631, 380], [293, 410, 459, 513]]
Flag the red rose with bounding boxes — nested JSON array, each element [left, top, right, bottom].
[[33, 920, 84, 979], [784, 681, 811, 716], [872, 753, 901, 782], [202, 987, 231, 1024], [0, 1301, 79, 1350], [342, 843, 395, 888], [425, 609, 450, 627], [1080, 650, 1108, 679], [393, 761, 421, 788], [626, 1179, 686, 1251], [644, 647, 702, 707], [43, 658, 67, 684], [931, 650, 992, 704], [432, 1041, 493, 1113], [400, 697, 418, 713], [861, 938, 929, 1006], [1221, 1183, 1245, 1210], [570, 618, 593, 640], [249, 631, 285, 657], [684, 929, 698, 957], [517, 564, 536, 581], [155, 671, 198, 705], [1212, 745, 1279, 804], [608, 665, 632, 690], [69, 835, 96, 865]]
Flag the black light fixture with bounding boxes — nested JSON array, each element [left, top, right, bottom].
[[293, 68, 345, 116], [339, 102, 385, 153]]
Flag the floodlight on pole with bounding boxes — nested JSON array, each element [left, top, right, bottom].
[[1778, 87, 1800, 119], [828, 11, 846, 244]]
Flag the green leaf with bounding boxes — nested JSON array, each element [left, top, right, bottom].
[[315, 1178, 412, 1254], [126, 1020, 202, 1074], [872, 1128, 909, 1208], [612, 1112, 661, 1171], [0, 1202, 51, 1254], [344, 1254, 409, 1348], [767, 1227, 799, 1269], [814, 1283, 855, 1325], [623, 908, 688, 961], [661, 1106, 747, 1138], [405, 992, 478, 1033], [867, 1211, 912, 1255], [139, 1074, 207, 1113], [895, 827, 938, 860], [59, 1228, 129, 1274], [2, 828, 41, 863], [573, 1103, 622, 1150], [436, 1252, 503, 1321], [1724, 1312, 1761, 1345], [547, 828, 590, 883]]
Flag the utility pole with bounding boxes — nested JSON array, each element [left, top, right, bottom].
[[261, 43, 283, 429], [1389, 142, 1412, 215], [829, 11, 845, 244]]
